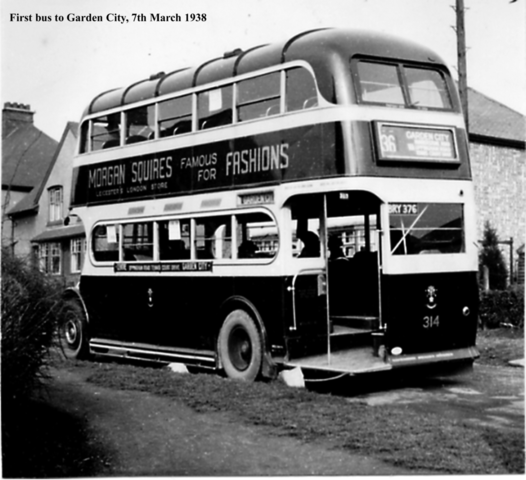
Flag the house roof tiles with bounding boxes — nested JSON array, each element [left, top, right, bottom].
[[468, 88, 526, 144], [7, 122, 77, 217], [2, 124, 58, 190]]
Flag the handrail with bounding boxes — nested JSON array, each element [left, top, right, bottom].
[[288, 268, 325, 332]]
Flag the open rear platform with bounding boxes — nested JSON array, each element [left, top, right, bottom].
[[284, 346, 391, 375]]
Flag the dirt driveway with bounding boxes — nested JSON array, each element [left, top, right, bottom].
[[37, 366, 432, 476], [344, 362, 524, 435]]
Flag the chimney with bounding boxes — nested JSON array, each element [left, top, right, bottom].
[[2, 102, 35, 138]]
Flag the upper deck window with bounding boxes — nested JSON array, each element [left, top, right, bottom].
[[285, 67, 318, 112], [198, 85, 233, 130], [404, 67, 452, 109], [125, 105, 154, 144], [237, 72, 281, 121], [159, 95, 192, 137], [91, 114, 121, 151], [355, 60, 452, 110], [80, 122, 89, 154], [357, 62, 404, 106], [78, 65, 320, 155]]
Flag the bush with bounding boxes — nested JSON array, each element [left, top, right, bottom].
[[479, 221, 508, 290], [1, 247, 64, 404], [479, 286, 524, 329]]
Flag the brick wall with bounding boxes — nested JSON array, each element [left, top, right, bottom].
[[470, 142, 525, 281]]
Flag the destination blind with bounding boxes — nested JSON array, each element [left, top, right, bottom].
[[375, 123, 458, 163]]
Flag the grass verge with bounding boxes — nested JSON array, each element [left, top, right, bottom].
[[85, 358, 519, 474], [477, 327, 524, 366]]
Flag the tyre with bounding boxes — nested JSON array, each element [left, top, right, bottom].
[[217, 309, 262, 381], [59, 299, 90, 360]]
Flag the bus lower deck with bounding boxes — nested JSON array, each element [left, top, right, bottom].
[[63, 178, 479, 381]]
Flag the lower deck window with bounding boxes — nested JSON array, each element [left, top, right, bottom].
[[91, 210, 278, 264], [92, 224, 119, 262], [159, 219, 191, 260], [389, 203, 464, 255], [123, 222, 154, 261], [195, 216, 232, 259], [237, 212, 278, 259]]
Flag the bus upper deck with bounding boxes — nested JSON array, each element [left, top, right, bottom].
[[71, 28, 470, 209]]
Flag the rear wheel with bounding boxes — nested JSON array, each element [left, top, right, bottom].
[[59, 299, 90, 360], [218, 309, 262, 381]]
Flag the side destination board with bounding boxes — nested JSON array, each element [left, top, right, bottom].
[[114, 261, 213, 273], [375, 122, 458, 163]]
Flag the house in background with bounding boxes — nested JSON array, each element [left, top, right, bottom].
[[7, 121, 85, 286], [468, 88, 526, 284], [2, 102, 58, 256]]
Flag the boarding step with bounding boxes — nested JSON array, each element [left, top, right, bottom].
[[330, 324, 372, 351], [331, 315, 379, 330], [287, 325, 374, 360]]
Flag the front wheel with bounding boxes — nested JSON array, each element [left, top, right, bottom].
[[58, 299, 90, 360], [218, 309, 262, 381]]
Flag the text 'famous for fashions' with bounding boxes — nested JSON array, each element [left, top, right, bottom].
[[87, 142, 290, 190]]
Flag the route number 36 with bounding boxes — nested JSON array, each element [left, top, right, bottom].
[[380, 133, 397, 153], [423, 315, 440, 329]]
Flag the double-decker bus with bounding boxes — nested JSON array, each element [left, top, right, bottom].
[[61, 28, 479, 381]]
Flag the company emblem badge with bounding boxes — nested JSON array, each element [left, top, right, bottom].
[[425, 285, 438, 310]]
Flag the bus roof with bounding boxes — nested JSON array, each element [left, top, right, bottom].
[[85, 28, 448, 117]]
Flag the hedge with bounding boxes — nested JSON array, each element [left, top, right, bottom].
[[479, 286, 524, 329], [1, 248, 64, 404]]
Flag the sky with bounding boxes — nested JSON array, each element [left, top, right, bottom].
[[1, 0, 525, 141]]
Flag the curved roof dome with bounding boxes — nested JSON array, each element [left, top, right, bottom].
[[84, 28, 447, 117]]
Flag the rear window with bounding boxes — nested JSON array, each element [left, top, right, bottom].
[[389, 203, 464, 255]]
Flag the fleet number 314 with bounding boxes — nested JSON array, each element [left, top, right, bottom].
[[423, 315, 440, 329]]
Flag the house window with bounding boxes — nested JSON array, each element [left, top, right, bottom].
[[49, 187, 63, 223], [70, 238, 85, 273], [39, 242, 62, 274]]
